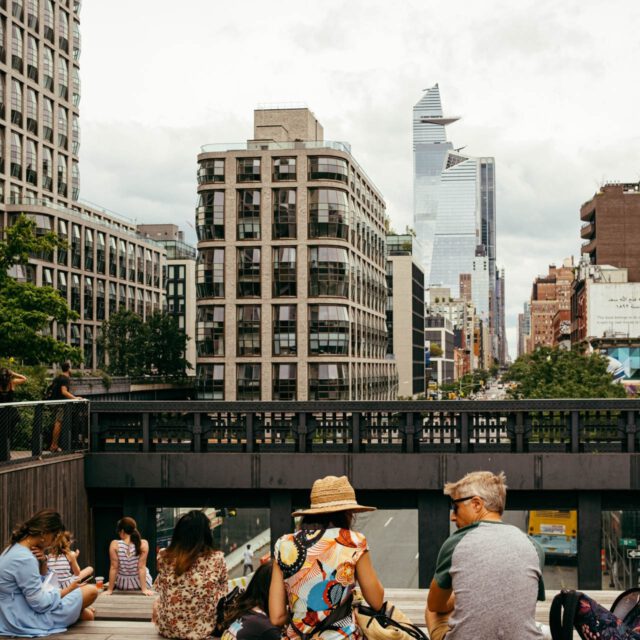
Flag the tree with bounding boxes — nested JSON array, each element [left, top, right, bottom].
[[0, 215, 81, 365], [145, 311, 191, 376], [504, 346, 627, 399]]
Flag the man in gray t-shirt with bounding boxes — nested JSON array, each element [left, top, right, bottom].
[[425, 471, 545, 640]]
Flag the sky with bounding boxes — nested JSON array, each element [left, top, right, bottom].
[[77, 0, 640, 360]]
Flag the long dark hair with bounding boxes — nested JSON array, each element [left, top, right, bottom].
[[163, 510, 215, 577], [299, 511, 353, 531], [116, 516, 143, 556], [223, 561, 273, 627], [0, 368, 11, 391], [8, 509, 65, 548]]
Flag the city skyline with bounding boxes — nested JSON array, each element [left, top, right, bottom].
[[77, 0, 640, 360]]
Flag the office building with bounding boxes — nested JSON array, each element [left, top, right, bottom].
[[425, 315, 454, 388], [385, 234, 425, 398], [195, 107, 397, 400]]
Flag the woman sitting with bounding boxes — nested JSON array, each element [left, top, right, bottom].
[[0, 509, 98, 637], [222, 562, 281, 640], [153, 510, 228, 639], [47, 530, 93, 589], [104, 516, 153, 595], [269, 475, 384, 640]]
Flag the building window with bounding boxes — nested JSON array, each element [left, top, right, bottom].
[[12, 0, 24, 22], [237, 248, 260, 297], [42, 46, 53, 90], [237, 305, 261, 356], [196, 248, 224, 298], [272, 188, 297, 239], [309, 305, 350, 354], [11, 25, 22, 72], [273, 305, 296, 356], [27, 1, 39, 30], [197, 363, 224, 400], [57, 271, 67, 300], [57, 156, 67, 196], [237, 157, 260, 182], [10, 133, 21, 178], [197, 158, 224, 184], [26, 36, 37, 81], [70, 274, 80, 312], [272, 247, 296, 297], [237, 189, 260, 240], [43, 0, 54, 42], [11, 79, 22, 125], [83, 276, 93, 318], [308, 246, 349, 297], [25, 139, 36, 185], [308, 188, 349, 239], [96, 232, 105, 274], [57, 57, 68, 100], [72, 66, 80, 107], [308, 156, 348, 183], [84, 228, 93, 270], [273, 364, 296, 400], [136, 246, 144, 284], [71, 224, 81, 267], [108, 282, 117, 315], [127, 243, 135, 281], [236, 363, 261, 400], [42, 98, 54, 145], [273, 157, 296, 181], [57, 220, 68, 265], [58, 106, 68, 148], [196, 306, 224, 356], [118, 240, 126, 278], [42, 267, 53, 288], [308, 363, 348, 400], [58, 9, 68, 51], [196, 190, 224, 240], [83, 327, 93, 369]]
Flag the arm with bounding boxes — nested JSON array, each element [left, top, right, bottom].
[[268, 561, 289, 627], [31, 546, 49, 577], [17, 554, 62, 613], [104, 541, 119, 595], [138, 540, 153, 595], [60, 383, 78, 400], [426, 579, 454, 614], [66, 550, 81, 576], [355, 551, 384, 611], [11, 372, 27, 386]]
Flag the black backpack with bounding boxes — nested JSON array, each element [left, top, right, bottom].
[[550, 588, 640, 639], [43, 382, 55, 400]]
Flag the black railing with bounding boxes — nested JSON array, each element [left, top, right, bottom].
[[88, 399, 640, 454]]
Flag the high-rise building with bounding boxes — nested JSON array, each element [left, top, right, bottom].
[[0, 0, 165, 368], [385, 234, 425, 398], [195, 107, 397, 400]]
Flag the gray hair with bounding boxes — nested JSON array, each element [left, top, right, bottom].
[[443, 471, 507, 514]]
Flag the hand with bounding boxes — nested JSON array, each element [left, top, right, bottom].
[[30, 547, 46, 563], [142, 589, 155, 596], [103, 590, 113, 596], [74, 549, 80, 558]]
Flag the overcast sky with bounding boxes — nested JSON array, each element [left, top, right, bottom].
[[78, 0, 640, 360]]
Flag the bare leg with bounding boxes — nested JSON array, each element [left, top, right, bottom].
[[50, 419, 61, 451]]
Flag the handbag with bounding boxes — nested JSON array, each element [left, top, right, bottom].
[[355, 601, 427, 640]]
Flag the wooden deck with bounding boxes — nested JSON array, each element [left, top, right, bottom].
[[42, 588, 621, 639]]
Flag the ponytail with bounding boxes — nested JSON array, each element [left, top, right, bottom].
[[116, 516, 143, 556], [6, 509, 65, 549], [130, 528, 142, 556]]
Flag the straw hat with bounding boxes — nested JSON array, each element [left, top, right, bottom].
[[292, 475, 375, 516]]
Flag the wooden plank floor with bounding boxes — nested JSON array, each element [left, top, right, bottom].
[[40, 588, 622, 639]]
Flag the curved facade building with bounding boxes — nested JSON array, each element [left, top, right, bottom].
[[195, 107, 397, 400]]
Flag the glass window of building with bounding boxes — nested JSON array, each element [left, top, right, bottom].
[[236, 305, 261, 356], [70, 273, 80, 312], [72, 114, 79, 154], [11, 25, 23, 72], [58, 9, 68, 51], [42, 147, 53, 190], [96, 232, 105, 273], [197, 363, 224, 400], [308, 188, 349, 239], [196, 190, 224, 240], [10, 80, 22, 125], [273, 364, 296, 400], [42, 97, 53, 143], [57, 220, 68, 264], [0, 20, 4, 65], [197, 158, 224, 184], [309, 305, 350, 354], [272, 188, 297, 239], [26, 35, 37, 81], [12, 0, 24, 21], [237, 247, 260, 297], [196, 305, 224, 356], [10, 133, 21, 178], [237, 189, 260, 240], [308, 246, 349, 297], [136, 246, 144, 284], [196, 247, 224, 298], [272, 304, 296, 356], [42, 267, 53, 287], [57, 106, 68, 148], [84, 228, 93, 270], [272, 247, 296, 297], [25, 139, 36, 185], [273, 157, 296, 181], [96, 279, 105, 319], [70, 323, 80, 347], [26, 87, 37, 133], [43, 0, 54, 42], [118, 283, 126, 309], [127, 243, 135, 280], [57, 322, 66, 342], [42, 46, 53, 90], [308, 363, 349, 400], [108, 237, 116, 275], [118, 239, 126, 277], [72, 66, 80, 107], [0, 74, 4, 120], [308, 156, 348, 183], [57, 270, 67, 298], [237, 157, 260, 182], [136, 289, 143, 315], [72, 20, 80, 60], [84, 276, 93, 318], [27, 0, 39, 30], [57, 57, 68, 99], [83, 327, 93, 368], [57, 155, 67, 196], [236, 363, 260, 400], [71, 161, 79, 199], [70, 224, 80, 267]]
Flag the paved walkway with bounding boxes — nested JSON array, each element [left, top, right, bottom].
[[42, 588, 620, 639]]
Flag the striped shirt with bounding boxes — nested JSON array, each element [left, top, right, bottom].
[[46, 553, 76, 588], [115, 540, 152, 590]]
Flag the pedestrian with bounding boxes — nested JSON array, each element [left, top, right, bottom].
[[0, 367, 27, 461], [153, 510, 228, 639], [269, 475, 384, 640], [0, 367, 27, 402], [0, 509, 98, 636], [103, 516, 154, 596], [48, 362, 82, 453], [243, 544, 253, 576], [425, 470, 546, 640]]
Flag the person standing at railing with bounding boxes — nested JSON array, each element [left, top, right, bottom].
[[0, 368, 27, 462], [48, 362, 82, 453]]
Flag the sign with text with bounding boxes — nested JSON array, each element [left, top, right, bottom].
[[587, 282, 640, 338]]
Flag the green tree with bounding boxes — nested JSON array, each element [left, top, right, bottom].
[[0, 215, 80, 365], [504, 346, 627, 399], [145, 311, 190, 376]]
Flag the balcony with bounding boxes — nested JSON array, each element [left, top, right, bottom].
[[580, 221, 595, 239], [581, 238, 597, 254]]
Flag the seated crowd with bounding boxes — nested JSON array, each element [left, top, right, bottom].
[[0, 471, 546, 640]]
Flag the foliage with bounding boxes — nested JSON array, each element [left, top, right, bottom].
[[503, 346, 627, 399], [0, 215, 81, 365], [439, 369, 491, 399], [429, 343, 443, 358], [100, 309, 190, 378]]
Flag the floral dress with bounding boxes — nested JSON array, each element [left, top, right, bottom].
[[274, 527, 368, 640], [153, 550, 228, 640]]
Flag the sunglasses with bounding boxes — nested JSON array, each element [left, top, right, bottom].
[[450, 496, 477, 513]]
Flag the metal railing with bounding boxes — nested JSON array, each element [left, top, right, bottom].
[[87, 399, 640, 454], [0, 400, 90, 465]]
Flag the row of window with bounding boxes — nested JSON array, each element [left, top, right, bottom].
[[197, 156, 349, 185]]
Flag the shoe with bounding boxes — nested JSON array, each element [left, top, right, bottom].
[[49, 447, 63, 453]]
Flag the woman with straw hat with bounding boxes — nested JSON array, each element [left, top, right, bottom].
[[269, 475, 384, 640]]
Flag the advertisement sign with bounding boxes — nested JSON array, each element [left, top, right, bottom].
[[587, 282, 640, 338]]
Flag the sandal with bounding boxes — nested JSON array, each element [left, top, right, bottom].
[[49, 447, 63, 453]]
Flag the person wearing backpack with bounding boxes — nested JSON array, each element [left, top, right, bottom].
[[425, 471, 546, 640], [48, 362, 82, 453]]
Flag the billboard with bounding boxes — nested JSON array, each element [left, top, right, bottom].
[[587, 282, 640, 338]]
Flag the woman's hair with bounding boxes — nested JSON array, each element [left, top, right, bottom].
[[0, 368, 11, 390], [223, 561, 273, 627], [299, 511, 353, 531], [8, 509, 65, 547], [163, 510, 214, 577], [443, 470, 508, 515], [116, 516, 143, 556], [49, 530, 72, 557]]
